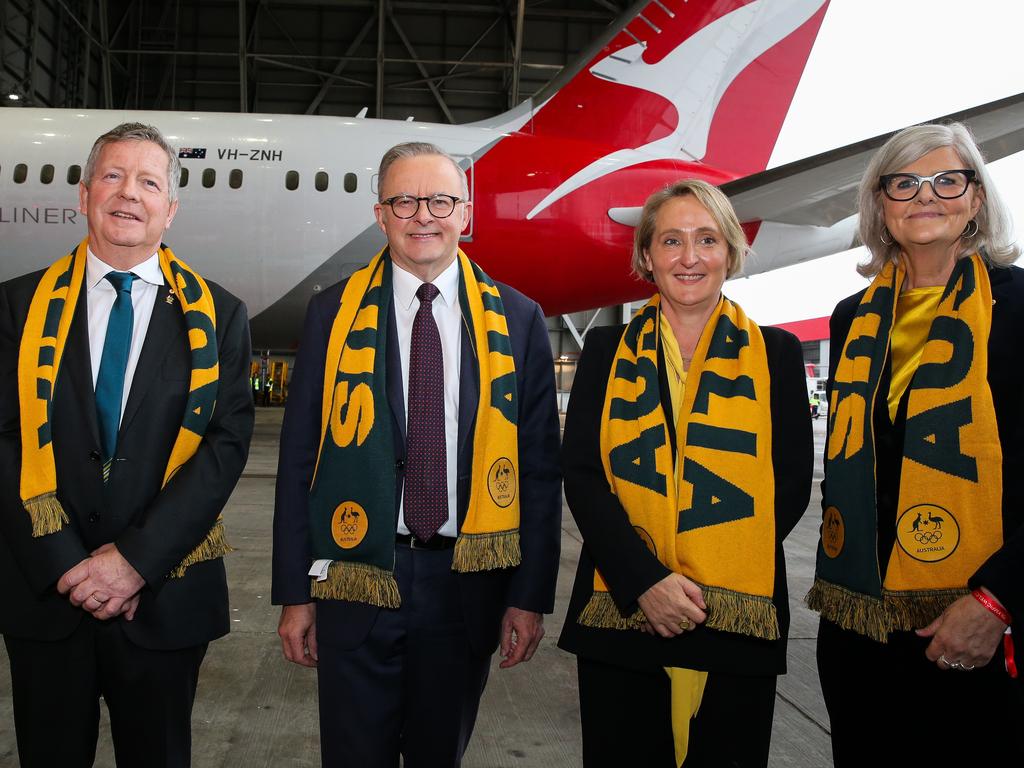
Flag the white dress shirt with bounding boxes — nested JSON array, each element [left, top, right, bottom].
[[85, 249, 162, 424], [392, 258, 461, 538]]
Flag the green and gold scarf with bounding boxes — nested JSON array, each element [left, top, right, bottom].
[[17, 237, 230, 578], [808, 253, 1002, 641], [308, 249, 521, 607], [584, 294, 779, 640]]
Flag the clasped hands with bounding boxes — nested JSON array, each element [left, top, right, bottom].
[[56, 543, 145, 621], [638, 573, 707, 637]]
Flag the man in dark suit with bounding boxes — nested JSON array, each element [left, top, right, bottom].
[[0, 123, 254, 767], [272, 142, 561, 767]]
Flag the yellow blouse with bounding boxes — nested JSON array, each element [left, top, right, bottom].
[[888, 286, 943, 421], [660, 312, 689, 496]]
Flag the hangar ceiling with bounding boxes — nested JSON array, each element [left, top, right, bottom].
[[1, 0, 625, 122]]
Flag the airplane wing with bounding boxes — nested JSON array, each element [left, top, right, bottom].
[[723, 91, 1024, 227], [608, 91, 1024, 229]]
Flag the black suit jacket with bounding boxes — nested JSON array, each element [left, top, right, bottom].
[[271, 266, 561, 655], [0, 263, 254, 650], [825, 263, 1024, 634], [557, 322, 813, 676]]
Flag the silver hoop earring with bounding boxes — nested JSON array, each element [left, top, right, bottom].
[[879, 228, 895, 246], [962, 219, 979, 238]]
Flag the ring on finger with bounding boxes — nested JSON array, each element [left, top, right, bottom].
[[678, 618, 692, 631]]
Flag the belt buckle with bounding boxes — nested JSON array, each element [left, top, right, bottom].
[[408, 535, 424, 550]]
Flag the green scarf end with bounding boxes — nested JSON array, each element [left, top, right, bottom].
[[25, 492, 68, 537], [452, 530, 521, 572], [168, 517, 233, 579], [701, 585, 779, 641], [806, 578, 966, 642], [309, 562, 401, 608], [577, 592, 646, 630]]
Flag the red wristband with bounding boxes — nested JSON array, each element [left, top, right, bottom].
[[1005, 628, 1017, 679], [972, 589, 1011, 625]]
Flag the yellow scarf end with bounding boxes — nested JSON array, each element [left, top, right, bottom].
[[452, 530, 521, 572], [24, 493, 68, 537], [577, 592, 646, 630], [701, 585, 779, 640], [309, 561, 401, 608], [168, 518, 233, 579]]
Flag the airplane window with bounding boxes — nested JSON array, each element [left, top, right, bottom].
[[67, 165, 81, 184], [315, 171, 328, 192], [285, 171, 299, 191], [203, 168, 216, 188], [14, 164, 27, 184], [40, 164, 55, 184], [229, 169, 243, 189], [179, 167, 189, 188], [344, 172, 357, 193]]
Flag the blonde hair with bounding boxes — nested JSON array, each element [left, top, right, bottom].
[[857, 121, 1019, 277], [631, 179, 749, 282]]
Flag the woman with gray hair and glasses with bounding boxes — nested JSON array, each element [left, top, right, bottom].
[[808, 121, 1024, 767]]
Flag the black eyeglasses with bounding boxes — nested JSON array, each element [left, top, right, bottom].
[[879, 169, 977, 202], [379, 193, 463, 219]]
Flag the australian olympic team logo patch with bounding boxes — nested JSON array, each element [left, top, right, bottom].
[[822, 506, 845, 558], [487, 457, 516, 508], [896, 504, 960, 563], [331, 501, 368, 549]]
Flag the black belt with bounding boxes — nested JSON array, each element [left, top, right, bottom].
[[395, 532, 457, 551]]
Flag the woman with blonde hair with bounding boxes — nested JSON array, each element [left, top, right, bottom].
[[559, 180, 812, 767]]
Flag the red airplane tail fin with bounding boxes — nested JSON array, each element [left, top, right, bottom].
[[501, 0, 828, 219]]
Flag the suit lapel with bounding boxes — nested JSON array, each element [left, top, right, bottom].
[[119, 282, 184, 437], [457, 310, 479, 472], [61, 281, 101, 449], [385, 298, 406, 446]]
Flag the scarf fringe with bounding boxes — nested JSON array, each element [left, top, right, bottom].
[[25, 492, 69, 537], [452, 530, 521, 573], [702, 585, 779, 640], [168, 518, 233, 579], [577, 592, 646, 630], [309, 561, 401, 608], [807, 578, 966, 642], [884, 587, 967, 632]]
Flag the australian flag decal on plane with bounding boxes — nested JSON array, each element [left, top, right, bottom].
[[178, 147, 207, 159]]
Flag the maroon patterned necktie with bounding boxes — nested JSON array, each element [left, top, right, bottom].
[[404, 282, 448, 541]]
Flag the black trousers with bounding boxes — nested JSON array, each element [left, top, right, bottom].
[[4, 618, 207, 768], [576, 656, 777, 768], [818, 617, 1024, 768], [316, 544, 492, 768]]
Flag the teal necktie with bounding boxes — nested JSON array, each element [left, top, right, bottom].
[[95, 271, 136, 480]]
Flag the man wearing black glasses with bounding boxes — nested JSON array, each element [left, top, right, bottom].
[[272, 142, 561, 767]]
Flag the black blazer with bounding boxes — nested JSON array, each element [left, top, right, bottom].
[[0, 265, 254, 650], [558, 322, 812, 676], [271, 269, 562, 656], [825, 263, 1024, 632]]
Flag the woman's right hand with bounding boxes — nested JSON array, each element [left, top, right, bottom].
[[637, 573, 707, 637]]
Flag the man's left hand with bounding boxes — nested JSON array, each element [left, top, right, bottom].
[[57, 542, 146, 621], [499, 607, 544, 669], [917, 589, 1007, 671]]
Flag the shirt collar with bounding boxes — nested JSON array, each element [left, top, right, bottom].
[[392, 256, 460, 311], [86, 248, 163, 290]]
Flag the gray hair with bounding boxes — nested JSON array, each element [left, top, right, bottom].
[[83, 122, 181, 202], [377, 142, 469, 200], [857, 121, 1019, 277], [632, 179, 749, 282]]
